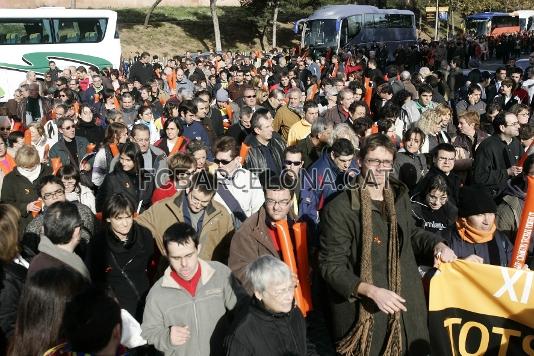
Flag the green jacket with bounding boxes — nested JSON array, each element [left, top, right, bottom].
[[141, 260, 242, 355], [319, 177, 442, 354]]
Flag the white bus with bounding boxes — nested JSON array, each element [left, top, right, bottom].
[[510, 10, 534, 31], [0, 7, 121, 102]]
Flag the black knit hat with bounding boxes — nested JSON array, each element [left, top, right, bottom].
[[458, 186, 497, 217]]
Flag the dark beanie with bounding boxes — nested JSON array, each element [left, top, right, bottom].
[[458, 186, 497, 217]]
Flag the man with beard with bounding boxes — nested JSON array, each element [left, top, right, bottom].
[[273, 88, 302, 142]]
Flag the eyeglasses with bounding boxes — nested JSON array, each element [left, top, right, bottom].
[[265, 199, 291, 207], [42, 188, 65, 200], [214, 158, 233, 165], [505, 121, 520, 127], [364, 158, 393, 168], [265, 285, 296, 298], [0, 127, 10, 131], [284, 160, 303, 166]]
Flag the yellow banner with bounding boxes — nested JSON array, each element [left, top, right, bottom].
[[429, 261, 534, 355], [430, 261, 534, 328]]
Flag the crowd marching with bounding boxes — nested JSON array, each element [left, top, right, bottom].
[[1, 33, 534, 355]]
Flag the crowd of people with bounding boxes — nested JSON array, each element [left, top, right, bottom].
[[0, 37, 533, 355]]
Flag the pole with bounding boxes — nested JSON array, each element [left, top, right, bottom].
[[435, 0, 439, 41], [446, 13, 449, 40], [451, 4, 455, 37]]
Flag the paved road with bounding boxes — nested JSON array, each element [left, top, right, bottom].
[[477, 55, 529, 72]]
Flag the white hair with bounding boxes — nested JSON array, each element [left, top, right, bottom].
[[329, 123, 359, 150], [400, 70, 411, 81], [246, 255, 291, 293]]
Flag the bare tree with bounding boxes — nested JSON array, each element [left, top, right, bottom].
[[211, 0, 222, 52], [272, 0, 279, 50], [145, 0, 163, 27]]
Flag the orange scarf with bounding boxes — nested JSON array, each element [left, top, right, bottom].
[[456, 218, 496, 244], [0, 154, 16, 175]]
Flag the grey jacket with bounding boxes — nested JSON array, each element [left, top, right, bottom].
[[141, 260, 243, 355]]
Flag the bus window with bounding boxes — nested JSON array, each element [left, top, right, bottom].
[[347, 15, 362, 37], [364, 14, 374, 28], [53, 18, 107, 43], [374, 14, 387, 28], [0, 19, 52, 45], [492, 15, 519, 29], [386, 14, 413, 28]]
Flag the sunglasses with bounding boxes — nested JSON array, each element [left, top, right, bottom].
[[244, 95, 255, 98], [284, 160, 303, 166], [214, 158, 233, 165], [0, 127, 10, 131], [62, 125, 75, 130]]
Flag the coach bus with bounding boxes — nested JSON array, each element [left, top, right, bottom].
[[0, 7, 121, 102], [295, 5, 416, 56], [465, 12, 520, 37], [510, 10, 534, 31]]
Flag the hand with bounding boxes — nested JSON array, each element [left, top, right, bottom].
[[455, 147, 467, 160], [434, 242, 457, 265], [507, 166, 523, 176], [170, 325, 190, 346], [26, 201, 42, 213], [366, 285, 407, 314], [292, 272, 299, 287], [80, 162, 92, 172], [464, 254, 484, 263]]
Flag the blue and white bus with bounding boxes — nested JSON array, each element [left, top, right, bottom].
[[295, 5, 416, 55], [0, 7, 121, 102], [465, 12, 520, 37]]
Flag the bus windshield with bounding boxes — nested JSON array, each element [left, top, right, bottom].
[[303, 19, 337, 49], [466, 19, 489, 36]]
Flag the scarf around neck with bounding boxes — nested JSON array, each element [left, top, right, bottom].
[[456, 218, 496, 244]]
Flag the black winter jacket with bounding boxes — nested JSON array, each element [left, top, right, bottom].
[[243, 133, 286, 177], [88, 222, 154, 320], [0, 261, 27, 353], [472, 134, 523, 198], [76, 120, 105, 147], [96, 166, 154, 213], [225, 297, 315, 356]]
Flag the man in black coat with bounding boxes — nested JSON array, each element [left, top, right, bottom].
[[128, 52, 154, 86], [413, 143, 461, 206], [472, 112, 523, 198], [227, 106, 253, 146]]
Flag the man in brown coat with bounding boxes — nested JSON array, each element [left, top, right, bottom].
[[228, 176, 293, 292]]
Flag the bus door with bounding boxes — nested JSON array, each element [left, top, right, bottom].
[[340, 15, 362, 50]]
